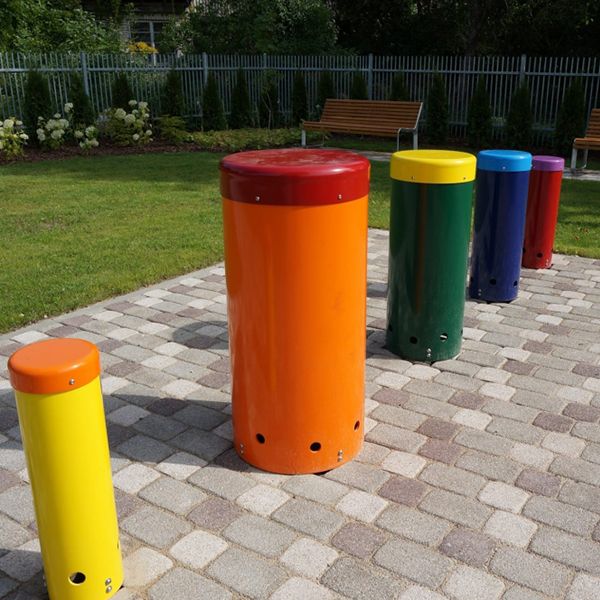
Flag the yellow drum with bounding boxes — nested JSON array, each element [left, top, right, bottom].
[[8, 338, 123, 599]]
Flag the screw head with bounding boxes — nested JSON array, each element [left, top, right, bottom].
[[105, 586, 112, 593], [69, 378, 75, 385], [105, 578, 111, 585], [255, 196, 260, 202], [337, 194, 342, 200]]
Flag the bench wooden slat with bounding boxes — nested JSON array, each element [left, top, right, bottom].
[[571, 108, 600, 170], [302, 98, 423, 149]]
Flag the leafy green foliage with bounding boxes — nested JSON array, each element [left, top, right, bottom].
[[505, 83, 532, 148], [554, 79, 586, 157], [467, 77, 492, 148], [258, 75, 280, 128], [111, 73, 133, 110], [202, 73, 227, 131], [350, 72, 368, 100], [162, 0, 337, 54], [389, 73, 409, 101], [0, 0, 122, 53], [229, 69, 253, 129], [68, 74, 95, 126], [427, 73, 448, 145], [317, 71, 336, 115], [192, 128, 321, 152], [161, 68, 185, 117], [23, 70, 51, 137], [291, 71, 308, 125], [156, 116, 191, 144]]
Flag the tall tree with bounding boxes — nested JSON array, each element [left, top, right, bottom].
[[291, 71, 308, 125], [161, 68, 185, 117], [467, 77, 492, 148], [23, 70, 52, 137], [202, 73, 227, 131], [505, 83, 533, 148], [389, 73, 409, 101], [427, 73, 449, 145], [554, 79, 586, 157], [229, 68, 253, 129]]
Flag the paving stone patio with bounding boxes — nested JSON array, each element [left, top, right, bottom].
[[2, 228, 600, 599]]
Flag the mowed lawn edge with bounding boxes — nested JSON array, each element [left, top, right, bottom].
[[1, 151, 599, 333]]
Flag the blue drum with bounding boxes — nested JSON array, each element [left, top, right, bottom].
[[469, 150, 532, 302]]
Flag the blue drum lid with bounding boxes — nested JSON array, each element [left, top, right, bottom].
[[477, 149, 532, 173]]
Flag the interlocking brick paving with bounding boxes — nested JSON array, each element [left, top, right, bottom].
[[2, 229, 600, 599]]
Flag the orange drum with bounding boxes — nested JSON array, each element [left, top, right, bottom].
[[221, 149, 370, 474]]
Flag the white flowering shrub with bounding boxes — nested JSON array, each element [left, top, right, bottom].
[[74, 125, 99, 151], [37, 103, 72, 149], [0, 118, 28, 158], [103, 99, 152, 146]]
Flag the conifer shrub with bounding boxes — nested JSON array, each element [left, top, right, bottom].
[[229, 68, 253, 129], [202, 72, 227, 131], [554, 79, 586, 157], [350, 72, 368, 100], [427, 73, 448, 145], [291, 71, 308, 125], [467, 77, 493, 148], [111, 72, 133, 110], [161, 68, 184, 117], [505, 83, 533, 148], [23, 70, 51, 136]]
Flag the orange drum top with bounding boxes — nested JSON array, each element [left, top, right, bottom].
[[8, 338, 100, 395], [220, 148, 370, 205]]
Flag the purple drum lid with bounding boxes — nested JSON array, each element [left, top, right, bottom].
[[532, 155, 565, 172]]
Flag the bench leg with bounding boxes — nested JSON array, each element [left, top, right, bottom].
[[571, 147, 578, 172], [301, 130, 306, 147], [583, 149, 589, 170], [413, 131, 418, 150]]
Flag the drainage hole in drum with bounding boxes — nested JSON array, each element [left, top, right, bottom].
[[536, 252, 543, 258], [409, 336, 418, 344], [69, 573, 86, 585], [354, 421, 360, 431], [490, 278, 496, 285], [310, 442, 322, 452], [256, 433, 266, 444], [513, 281, 518, 286], [440, 333, 448, 342]]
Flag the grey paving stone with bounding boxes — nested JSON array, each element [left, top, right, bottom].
[[443, 565, 505, 600], [116, 434, 174, 463], [272, 498, 344, 541], [122, 506, 191, 548], [374, 538, 453, 589], [122, 547, 174, 587], [223, 514, 296, 557], [188, 496, 242, 531], [149, 567, 231, 600], [567, 573, 600, 600], [456, 450, 522, 483], [419, 489, 492, 528], [370, 404, 427, 431], [325, 461, 390, 492], [0, 486, 34, 525], [502, 586, 547, 600], [171, 428, 232, 461], [366, 423, 426, 452], [321, 556, 405, 600], [132, 413, 188, 441], [377, 505, 452, 545], [530, 525, 600, 575], [0, 469, 20, 495], [0, 540, 42, 582], [551, 455, 600, 486], [419, 463, 486, 497], [439, 527, 496, 567], [377, 476, 429, 506], [331, 522, 387, 559], [208, 547, 286, 600], [455, 429, 514, 456], [138, 476, 206, 515], [0, 514, 31, 549], [523, 496, 598, 535], [282, 474, 349, 505], [280, 537, 338, 578], [173, 404, 228, 431], [188, 464, 255, 500], [490, 547, 570, 596], [559, 480, 600, 513]]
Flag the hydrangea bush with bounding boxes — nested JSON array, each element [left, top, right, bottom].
[[74, 125, 99, 150], [104, 100, 152, 146], [36, 103, 71, 149], [0, 118, 28, 158]]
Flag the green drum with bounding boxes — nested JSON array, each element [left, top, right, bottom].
[[386, 150, 476, 362]]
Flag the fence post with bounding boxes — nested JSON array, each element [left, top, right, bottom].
[[80, 51, 90, 97], [202, 52, 209, 84], [367, 53, 374, 99], [519, 54, 527, 84]]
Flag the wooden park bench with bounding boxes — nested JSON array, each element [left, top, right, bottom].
[[301, 99, 423, 150], [571, 108, 600, 171]]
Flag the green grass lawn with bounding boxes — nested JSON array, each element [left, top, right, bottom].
[[1, 150, 599, 333]]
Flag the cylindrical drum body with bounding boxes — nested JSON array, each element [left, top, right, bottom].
[[221, 149, 370, 474], [8, 339, 123, 600], [522, 155, 564, 269], [469, 150, 532, 302], [386, 150, 476, 362]]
